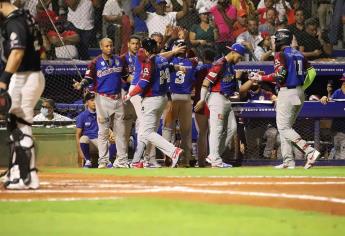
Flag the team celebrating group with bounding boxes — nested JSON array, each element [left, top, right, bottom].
[[73, 28, 320, 171], [0, 0, 321, 191]]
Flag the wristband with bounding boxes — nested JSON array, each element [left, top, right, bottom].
[[200, 86, 208, 101], [0, 71, 13, 88]]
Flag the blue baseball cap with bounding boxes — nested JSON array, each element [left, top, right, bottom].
[[226, 43, 246, 56], [156, 0, 167, 4]]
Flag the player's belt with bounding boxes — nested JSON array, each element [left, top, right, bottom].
[[280, 85, 297, 90], [98, 93, 121, 100]]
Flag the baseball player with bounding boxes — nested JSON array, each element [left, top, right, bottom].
[[193, 49, 216, 167], [251, 29, 320, 169], [0, 1, 45, 189], [120, 35, 140, 161], [194, 43, 246, 168], [124, 38, 183, 168], [162, 39, 198, 167], [74, 38, 129, 168]]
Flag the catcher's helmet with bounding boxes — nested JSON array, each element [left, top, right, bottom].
[[274, 29, 292, 51], [142, 38, 157, 54]]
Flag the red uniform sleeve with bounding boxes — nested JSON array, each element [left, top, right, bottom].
[[85, 59, 97, 81], [129, 58, 152, 96], [206, 59, 224, 84], [262, 52, 287, 83]]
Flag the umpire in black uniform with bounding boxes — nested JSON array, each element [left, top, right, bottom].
[[0, 0, 45, 190]]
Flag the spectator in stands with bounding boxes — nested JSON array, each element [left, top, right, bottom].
[[257, 0, 291, 23], [137, 0, 188, 37], [287, 8, 305, 45], [189, 7, 218, 57], [195, 0, 217, 11], [328, 0, 345, 48], [299, 18, 327, 61], [33, 99, 73, 122], [258, 7, 276, 35], [256, 0, 274, 25], [232, 8, 247, 39], [66, 0, 100, 60], [209, 0, 237, 57], [320, 74, 345, 160], [317, 0, 332, 32], [76, 92, 98, 168], [131, 0, 155, 38], [166, 0, 198, 31], [236, 15, 261, 61], [254, 31, 273, 61], [151, 32, 165, 52], [231, 0, 256, 16], [47, 17, 80, 59], [103, 0, 132, 55]]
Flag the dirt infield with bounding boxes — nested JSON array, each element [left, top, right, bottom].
[[1, 172, 345, 216]]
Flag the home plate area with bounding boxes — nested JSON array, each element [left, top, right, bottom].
[[1, 173, 345, 216]]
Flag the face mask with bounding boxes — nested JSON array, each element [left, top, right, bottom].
[[40, 107, 49, 117]]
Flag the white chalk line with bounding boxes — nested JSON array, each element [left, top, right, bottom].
[[0, 197, 123, 202], [2, 186, 345, 205], [165, 176, 345, 179]]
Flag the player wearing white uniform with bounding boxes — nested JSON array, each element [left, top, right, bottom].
[[194, 43, 246, 168], [251, 29, 320, 169], [0, 1, 45, 189], [124, 38, 183, 168]]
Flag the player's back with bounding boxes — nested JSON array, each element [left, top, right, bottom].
[[282, 47, 306, 87], [170, 57, 196, 94]]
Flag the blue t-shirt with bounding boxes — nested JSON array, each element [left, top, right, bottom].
[[131, 0, 155, 33], [331, 89, 345, 99], [76, 109, 98, 140]]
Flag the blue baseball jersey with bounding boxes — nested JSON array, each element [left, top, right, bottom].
[[206, 57, 237, 96], [137, 55, 170, 97], [275, 47, 309, 88], [121, 52, 136, 92], [85, 55, 128, 94], [170, 57, 198, 94], [76, 109, 98, 140], [131, 55, 142, 86]]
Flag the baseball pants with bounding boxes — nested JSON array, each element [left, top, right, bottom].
[[95, 94, 128, 165], [207, 92, 237, 165], [130, 94, 157, 163], [276, 86, 314, 164], [8, 71, 45, 170], [139, 96, 178, 158], [162, 95, 192, 165], [195, 113, 209, 166]]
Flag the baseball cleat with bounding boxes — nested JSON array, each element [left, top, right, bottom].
[[212, 162, 232, 168], [304, 150, 321, 169], [5, 171, 40, 190], [171, 148, 183, 168], [98, 163, 107, 169], [274, 163, 295, 169], [143, 161, 161, 168], [205, 157, 212, 164], [113, 162, 130, 168], [84, 160, 92, 168], [131, 161, 144, 168], [106, 163, 113, 168]]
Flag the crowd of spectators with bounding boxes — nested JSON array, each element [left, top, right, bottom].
[[10, 0, 345, 61]]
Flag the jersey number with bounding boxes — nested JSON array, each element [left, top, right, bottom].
[[160, 68, 170, 85], [295, 60, 303, 76], [175, 71, 185, 84]]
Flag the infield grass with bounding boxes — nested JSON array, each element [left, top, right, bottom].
[[0, 198, 344, 236], [43, 166, 345, 177]]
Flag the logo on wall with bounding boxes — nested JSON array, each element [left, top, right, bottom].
[[45, 65, 55, 75]]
